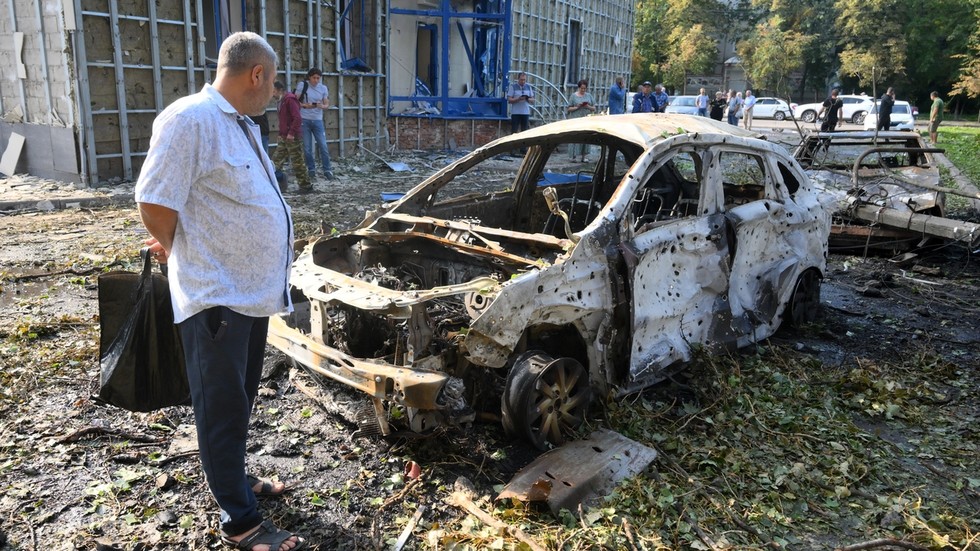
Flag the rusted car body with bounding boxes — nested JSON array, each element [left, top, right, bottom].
[[269, 114, 831, 448], [793, 131, 980, 252]]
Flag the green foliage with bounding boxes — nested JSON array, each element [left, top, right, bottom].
[[936, 125, 980, 187], [457, 344, 979, 549], [738, 16, 810, 96], [952, 6, 980, 103], [836, 0, 907, 86]]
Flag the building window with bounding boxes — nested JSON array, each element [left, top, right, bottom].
[[565, 19, 581, 86]]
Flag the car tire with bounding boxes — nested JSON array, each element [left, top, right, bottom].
[[774, 111, 786, 121], [785, 269, 821, 329], [801, 110, 817, 123], [501, 350, 591, 450], [853, 111, 866, 124]]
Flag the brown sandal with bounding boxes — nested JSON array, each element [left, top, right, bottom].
[[221, 519, 306, 550]]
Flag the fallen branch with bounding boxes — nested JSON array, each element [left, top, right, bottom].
[[11, 261, 123, 282], [684, 512, 721, 551], [371, 475, 424, 550], [151, 450, 198, 467], [621, 517, 640, 551], [56, 426, 164, 444], [446, 477, 547, 551], [835, 538, 929, 551]]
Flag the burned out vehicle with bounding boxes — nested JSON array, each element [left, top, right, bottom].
[[794, 131, 980, 252], [269, 114, 831, 449]]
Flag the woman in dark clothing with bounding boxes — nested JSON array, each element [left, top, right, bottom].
[[709, 91, 726, 121]]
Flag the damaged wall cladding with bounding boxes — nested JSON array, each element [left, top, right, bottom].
[[0, 1, 78, 182], [0, 0, 631, 185]]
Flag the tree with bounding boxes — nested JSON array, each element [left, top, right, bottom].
[[631, 0, 670, 86], [738, 16, 810, 97], [663, 24, 718, 92], [951, 5, 980, 120], [835, 0, 906, 88]]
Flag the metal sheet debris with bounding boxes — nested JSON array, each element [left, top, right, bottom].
[[497, 429, 658, 515]]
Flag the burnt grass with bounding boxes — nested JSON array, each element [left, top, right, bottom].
[[0, 151, 978, 550]]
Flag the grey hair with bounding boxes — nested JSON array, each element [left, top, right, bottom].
[[217, 32, 277, 76]]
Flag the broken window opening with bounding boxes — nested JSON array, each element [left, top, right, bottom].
[[565, 20, 582, 86], [340, 0, 377, 72], [719, 151, 767, 210], [631, 150, 704, 232], [389, 0, 510, 119]]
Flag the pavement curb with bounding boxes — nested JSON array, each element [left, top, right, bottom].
[[0, 193, 134, 213]]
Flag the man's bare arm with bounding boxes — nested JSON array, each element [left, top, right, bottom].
[[138, 202, 178, 260]]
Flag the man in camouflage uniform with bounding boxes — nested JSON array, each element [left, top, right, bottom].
[[271, 80, 312, 193]]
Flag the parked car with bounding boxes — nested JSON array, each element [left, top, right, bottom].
[[862, 100, 916, 131], [793, 94, 874, 124], [751, 97, 791, 120], [269, 114, 832, 449], [664, 95, 699, 115]]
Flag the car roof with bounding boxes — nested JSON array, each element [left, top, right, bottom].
[[492, 113, 759, 149]]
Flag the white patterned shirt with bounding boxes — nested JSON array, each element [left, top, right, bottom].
[[136, 84, 293, 323]]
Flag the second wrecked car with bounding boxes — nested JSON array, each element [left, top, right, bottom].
[[268, 114, 832, 449]]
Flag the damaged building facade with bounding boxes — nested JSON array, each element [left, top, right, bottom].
[[0, 0, 634, 185]]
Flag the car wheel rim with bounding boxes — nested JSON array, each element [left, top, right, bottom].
[[775, 112, 785, 121], [502, 351, 590, 450], [803, 111, 815, 123]]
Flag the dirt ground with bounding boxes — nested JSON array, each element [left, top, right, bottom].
[[0, 142, 978, 550]]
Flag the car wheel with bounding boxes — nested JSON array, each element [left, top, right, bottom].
[[852, 111, 866, 124], [801, 110, 817, 123], [501, 351, 591, 450], [785, 269, 821, 329], [774, 111, 786, 121]]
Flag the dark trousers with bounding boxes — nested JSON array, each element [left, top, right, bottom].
[[178, 306, 269, 536], [511, 114, 530, 134], [877, 115, 891, 131]]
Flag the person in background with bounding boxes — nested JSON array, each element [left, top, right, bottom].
[[295, 68, 334, 180], [653, 84, 669, 113], [818, 88, 844, 132], [877, 87, 895, 132], [252, 111, 271, 155], [727, 90, 740, 125], [743, 89, 756, 129], [929, 91, 944, 144], [695, 88, 709, 117], [632, 81, 654, 113], [567, 79, 596, 162], [710, 91, 726, 121], [271, 80, 312, 194], [608, 76, 626, 115], [135, 31, 305, 551], [507, 71, 535, 133]]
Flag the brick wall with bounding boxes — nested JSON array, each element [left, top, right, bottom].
[[387, 118, 505, 151]]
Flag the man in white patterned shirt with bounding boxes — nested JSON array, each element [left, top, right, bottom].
[[136, 31, 304, 551]]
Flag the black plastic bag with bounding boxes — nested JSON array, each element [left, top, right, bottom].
[[97, 248, 189, 411]]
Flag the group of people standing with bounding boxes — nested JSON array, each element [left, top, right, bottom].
[[628, 81, 670, 114], [699, 88, 757, 129]]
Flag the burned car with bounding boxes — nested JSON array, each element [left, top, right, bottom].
[[269, 114, 831, 449], [794, 131, 980, 252]]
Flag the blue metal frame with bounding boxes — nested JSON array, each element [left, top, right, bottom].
[[340, 0, 373, 71], [389, 0, 512, 120]]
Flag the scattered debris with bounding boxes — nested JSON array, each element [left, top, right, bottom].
[[497, 429, 657, 515]]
